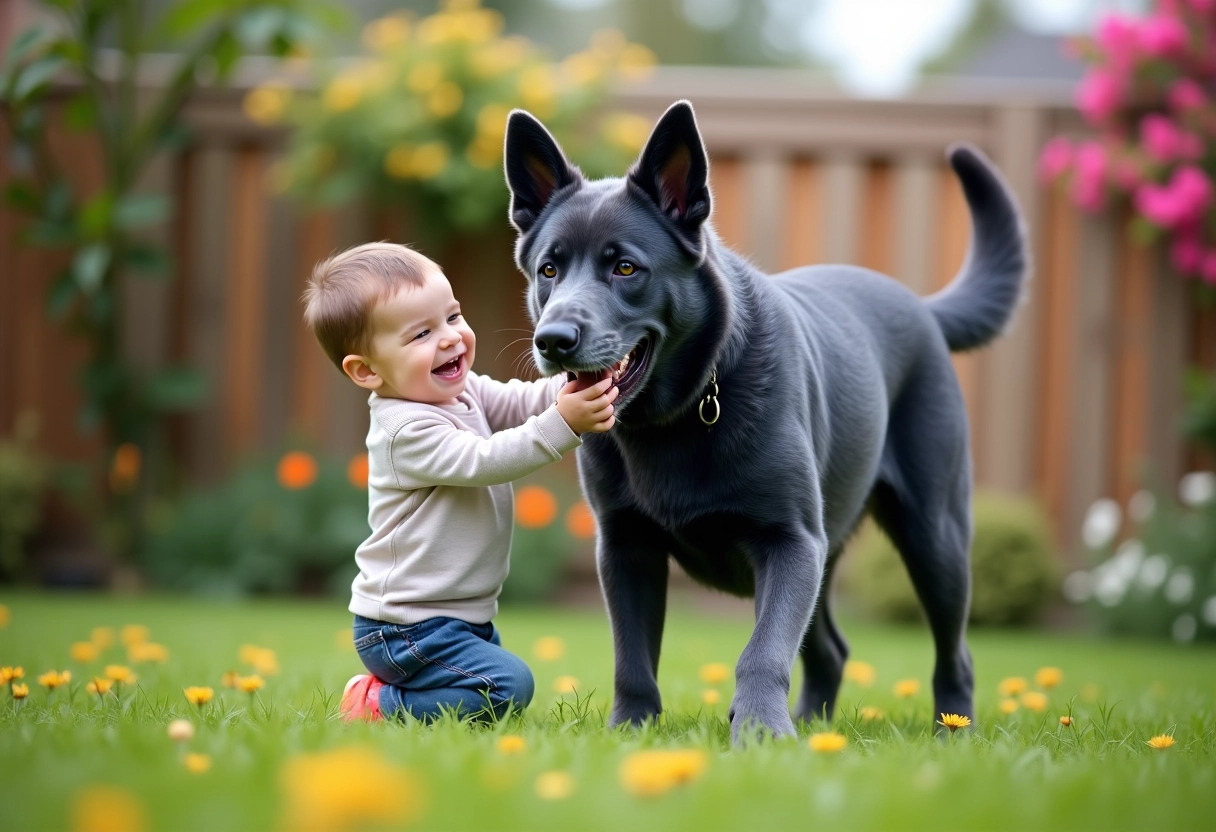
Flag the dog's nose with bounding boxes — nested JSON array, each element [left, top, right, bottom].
[[534, 323, 581, 362]]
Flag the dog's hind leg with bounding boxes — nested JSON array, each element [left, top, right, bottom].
[[792, 551, 848, 725]]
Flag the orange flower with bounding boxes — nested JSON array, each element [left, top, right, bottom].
[[184, 752, 212, 774], [999, 698, 1019, 715], [859, 706, 885, 721], [277, 451, 318, 490], [128, 642, 168, 663], [893, 679, 920, 698], [532, 636, 565, 662], [222, 670, 241, 688], [71, 642, 100, 663], [552, 675, 579, 694], [347, 453, 369, 489], [565, 500, 596, 538], [497, 735, 526, 755], [105, 665, 135, 684], [515, 485, 557, 528], [1034, 667, 1063, 690], [1147, 734, 1175, 750], [1059, 715, 1073, 727], [698, 663, 730, 685], [38, 670, 70, 689], [120, 625, 150, 647], [87, 678, 114, 696], [1, 666, 23, 683], [701, 689, 721, 705], [109, 442, 141, 493], [184, 686, 214, 706], [807, 732, 848, 753], [71, 786, 146, 832], [237, 674, 265, 694], [1020, 691, 1048, 713], [843, 660, 876, 687], [619, 750, 707, 796], [11, 682, 28, 699], [998, 676, 1028, 697]]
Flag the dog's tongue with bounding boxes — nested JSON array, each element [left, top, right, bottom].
[[568, 370, 610, 392]]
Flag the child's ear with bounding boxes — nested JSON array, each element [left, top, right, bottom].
[[342, 355, 382, 390]]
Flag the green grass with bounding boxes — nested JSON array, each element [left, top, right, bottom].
[[2, 592, 1214, 831]]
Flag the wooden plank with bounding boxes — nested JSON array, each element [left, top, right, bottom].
[[289, 210, 337, 441], [743, 154, 787, 273], [858, 161, 894, 276], [1147, 248, 1187, 490], [822, 155, 864, 265], [1110, 218, 1154, 504], [1187, 295, 1216, 471], [780, 158, 823, 270], [166, 147, 197, 465], [261, 171, 297, 450], [709, 155, 746, 253], [892, 155, 937, 293]]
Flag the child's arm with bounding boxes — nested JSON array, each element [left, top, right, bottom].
[[466, 373, 567, 433]]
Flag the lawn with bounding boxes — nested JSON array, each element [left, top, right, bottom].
[[1, 592, 1213, 831]]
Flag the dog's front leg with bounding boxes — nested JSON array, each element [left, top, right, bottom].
[[597, 513, 670, 728], [730, 531, 827, 744]]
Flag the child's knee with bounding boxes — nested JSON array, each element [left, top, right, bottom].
[[494, 657, 534, 710]]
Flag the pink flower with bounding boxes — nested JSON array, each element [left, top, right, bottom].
[[1203, 251, 1216, 285], [1096, 13, 1141, 66], [1071, 142, 1108, 212], [1167, 78, 1206, 111], [1037, 137, 1073, 183], [1077, 70, 1124, 125], [1171, 235, 1204, 274], [1187, 0, 1215, 13], [1140, 114, 1204, 162], [1137, 15, 1189, 57], [1134, 166, 1213, 228], [1113, 157, 1144, 190]]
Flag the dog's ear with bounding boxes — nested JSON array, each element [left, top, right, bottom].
[[504, 110, 581, 234], [628, 100, 712, 253]]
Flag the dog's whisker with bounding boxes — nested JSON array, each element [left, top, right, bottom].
[[496, 337, 534, 364]]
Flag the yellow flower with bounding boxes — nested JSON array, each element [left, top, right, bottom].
[[426, 82, 463, 119], [0, 603, 8, 628], [105, 665, 135, 684], [1, 666, 23, 683], [1019, 691, 1048, 713], [222, 670, 240, 689], [411, 142, 449, 180], [496, 735, 526, 755], [701, 689, 721, 705], [937, 713, 971, 732], [698, 662, 730, 685], [561, 51, 604, 87], [362, 15, 411, 51], [807, 732, 848, 753], [998, 676, 1028, 697], [1034, 667, 1063, 690], [71, 785, 146, 832], [87, 678, 114, 696], [120, 624, 149, 647], [535, 770, 575, 800], [532, 637, 566, 662], [323, 75, 363, 112], [893, 679, 920, 698], [38, 670, 70, 689], [519, 65, 555, 115], [999, 698, 1019, 715], [71, 641, 100, 663], [552, 675, 579, 694], [843, 660, 877, 687], [237, 674, 265, 694], [859, 706, 885, 721], [184, 686, 214, 706], [1147, 734, 1175, 750], [407, 61, 443, 94], [128, 642, 169, 663], [91, 627, 115, 649], [239, 645, 279, 675], [1059, 715, 1073, 727], [591, 28, 628, 58], [184, 752, 212, 774], [281, 746, 422, 831], [11, 682, 28, 699], [619, 749, 708, 796], [243, 84, 291, 126], [616, 43, 657, 81], [167, 719, 195, 742], [470, 37, 529, 78]]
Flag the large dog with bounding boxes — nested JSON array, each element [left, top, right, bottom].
[[504, 101, 1028, 742]]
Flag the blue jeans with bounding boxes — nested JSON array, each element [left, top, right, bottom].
[[352, 615, 535, 722]]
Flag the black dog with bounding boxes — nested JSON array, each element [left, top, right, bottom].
[[504, 101, 1028, 742]]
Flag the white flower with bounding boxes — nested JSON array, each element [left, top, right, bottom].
[[1082, 498, 1122, 549], [1094, 566, 1128, 608], [1202, 596, 1216, 627], [1137, 555, 1170, 590], [1178, 472, 1215, 507], [1111, 539, 1145, 581], [1062, 570, 1092, 604], [1164, 568, 1195, 605], [1128, 490, 1156, 523], [1172, 614, 1197, 643]]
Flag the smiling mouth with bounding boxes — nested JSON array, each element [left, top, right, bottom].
[[568, 338, 651, 399], [432, 354, 464, 380]]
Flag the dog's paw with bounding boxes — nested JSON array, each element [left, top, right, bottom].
[[608, 696, 661, 729], [728, 693, 797, 745]]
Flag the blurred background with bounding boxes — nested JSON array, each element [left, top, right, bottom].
[[1, 0, 1214, 643]]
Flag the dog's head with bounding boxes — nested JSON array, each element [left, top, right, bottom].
[[504, 101, 722, 422]]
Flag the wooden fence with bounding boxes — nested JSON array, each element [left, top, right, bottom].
[[2, 67, 1213, 561]]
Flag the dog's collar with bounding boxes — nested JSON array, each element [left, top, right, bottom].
[[698, 368, 720, 426]]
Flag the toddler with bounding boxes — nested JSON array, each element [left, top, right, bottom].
[[302, 242, 616, 722]]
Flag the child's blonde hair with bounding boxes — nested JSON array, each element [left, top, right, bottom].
[[302, 242, 438, 371]]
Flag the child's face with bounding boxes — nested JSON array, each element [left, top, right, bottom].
[[347, 269, 476, 403]]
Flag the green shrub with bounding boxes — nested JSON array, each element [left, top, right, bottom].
[[0, 413, 48, 581], [841, 493, 1057, 627]]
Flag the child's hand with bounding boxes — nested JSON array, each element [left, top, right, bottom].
[[557, 376, 618, 434]]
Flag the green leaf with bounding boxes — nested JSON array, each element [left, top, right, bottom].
[[63, 95, 97, 131], [211, 29, 242, 80], [11, 55, 66, 101], [114, 194, 170, 229], [3, 181, 40, 212], [235, 7, 286, 49], [124, 243, 171, 276], [0, 27, 51, 75], [144, 366, 207, 410], [45, 268, 78, 320], [160, 0, 234, 37], [80, 192, 115, 237], [72, 243, 111, 293]]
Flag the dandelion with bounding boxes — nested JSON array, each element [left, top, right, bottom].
[[998, 676, 1028, 697], [237, 674, 265, 694], [11, 682, 28, 700], [71, 786, 146, 832], [222, 670, 240, 688], [496, 735, 526, 755], [619, 749, 708, 796], [184, 686, 214, 707], [167, 719, 195, 742], [515, 486, 557, 528], [552, 676, 579, 694], [39, 670, 70, 690], [698, 663, 730, 685], [1020, 691, 1048, 713], [1059, 715, 1074, 727], [239, 645, 279, 675], [999, 698, 1019, 715], [1034, 667, 1063, 689], [1147, 734, 1175, 750], [120, 625, 150, 647], [894, 679, 919, 698], [1, 666, 24, 684], [938, 713, 971, 732], [91, 627, 115, 649], [532, 637, 565, 662], [71, 642, 100, 663], [702, 689, 721, 705], [105, 665, 135, 685], [86, 678, 114, 696], [534, 770, 575, 800], [281, 746, 421, 830], [808, 732, 849, 753], [184, 753, 212, 774], [859, 706, 885, 721], [128, 642, 168, 663], [844, 660, 876, 686]]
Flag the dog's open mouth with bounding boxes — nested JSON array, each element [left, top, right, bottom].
[[568, 338, 651, 400]]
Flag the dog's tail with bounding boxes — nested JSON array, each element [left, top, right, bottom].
[[924, 144, 1030, 352]]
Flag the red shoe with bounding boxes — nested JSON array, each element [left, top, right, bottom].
[[340, 674, 384, 722]]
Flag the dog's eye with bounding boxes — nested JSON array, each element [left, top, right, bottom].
[[614, 260, 636, 277], [540, 263, 557, 278]]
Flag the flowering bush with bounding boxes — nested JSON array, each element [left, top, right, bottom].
[[1038, 0, 1216, 283], [1066, 471, 1216, 643], [252, 0, 655, 242]]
